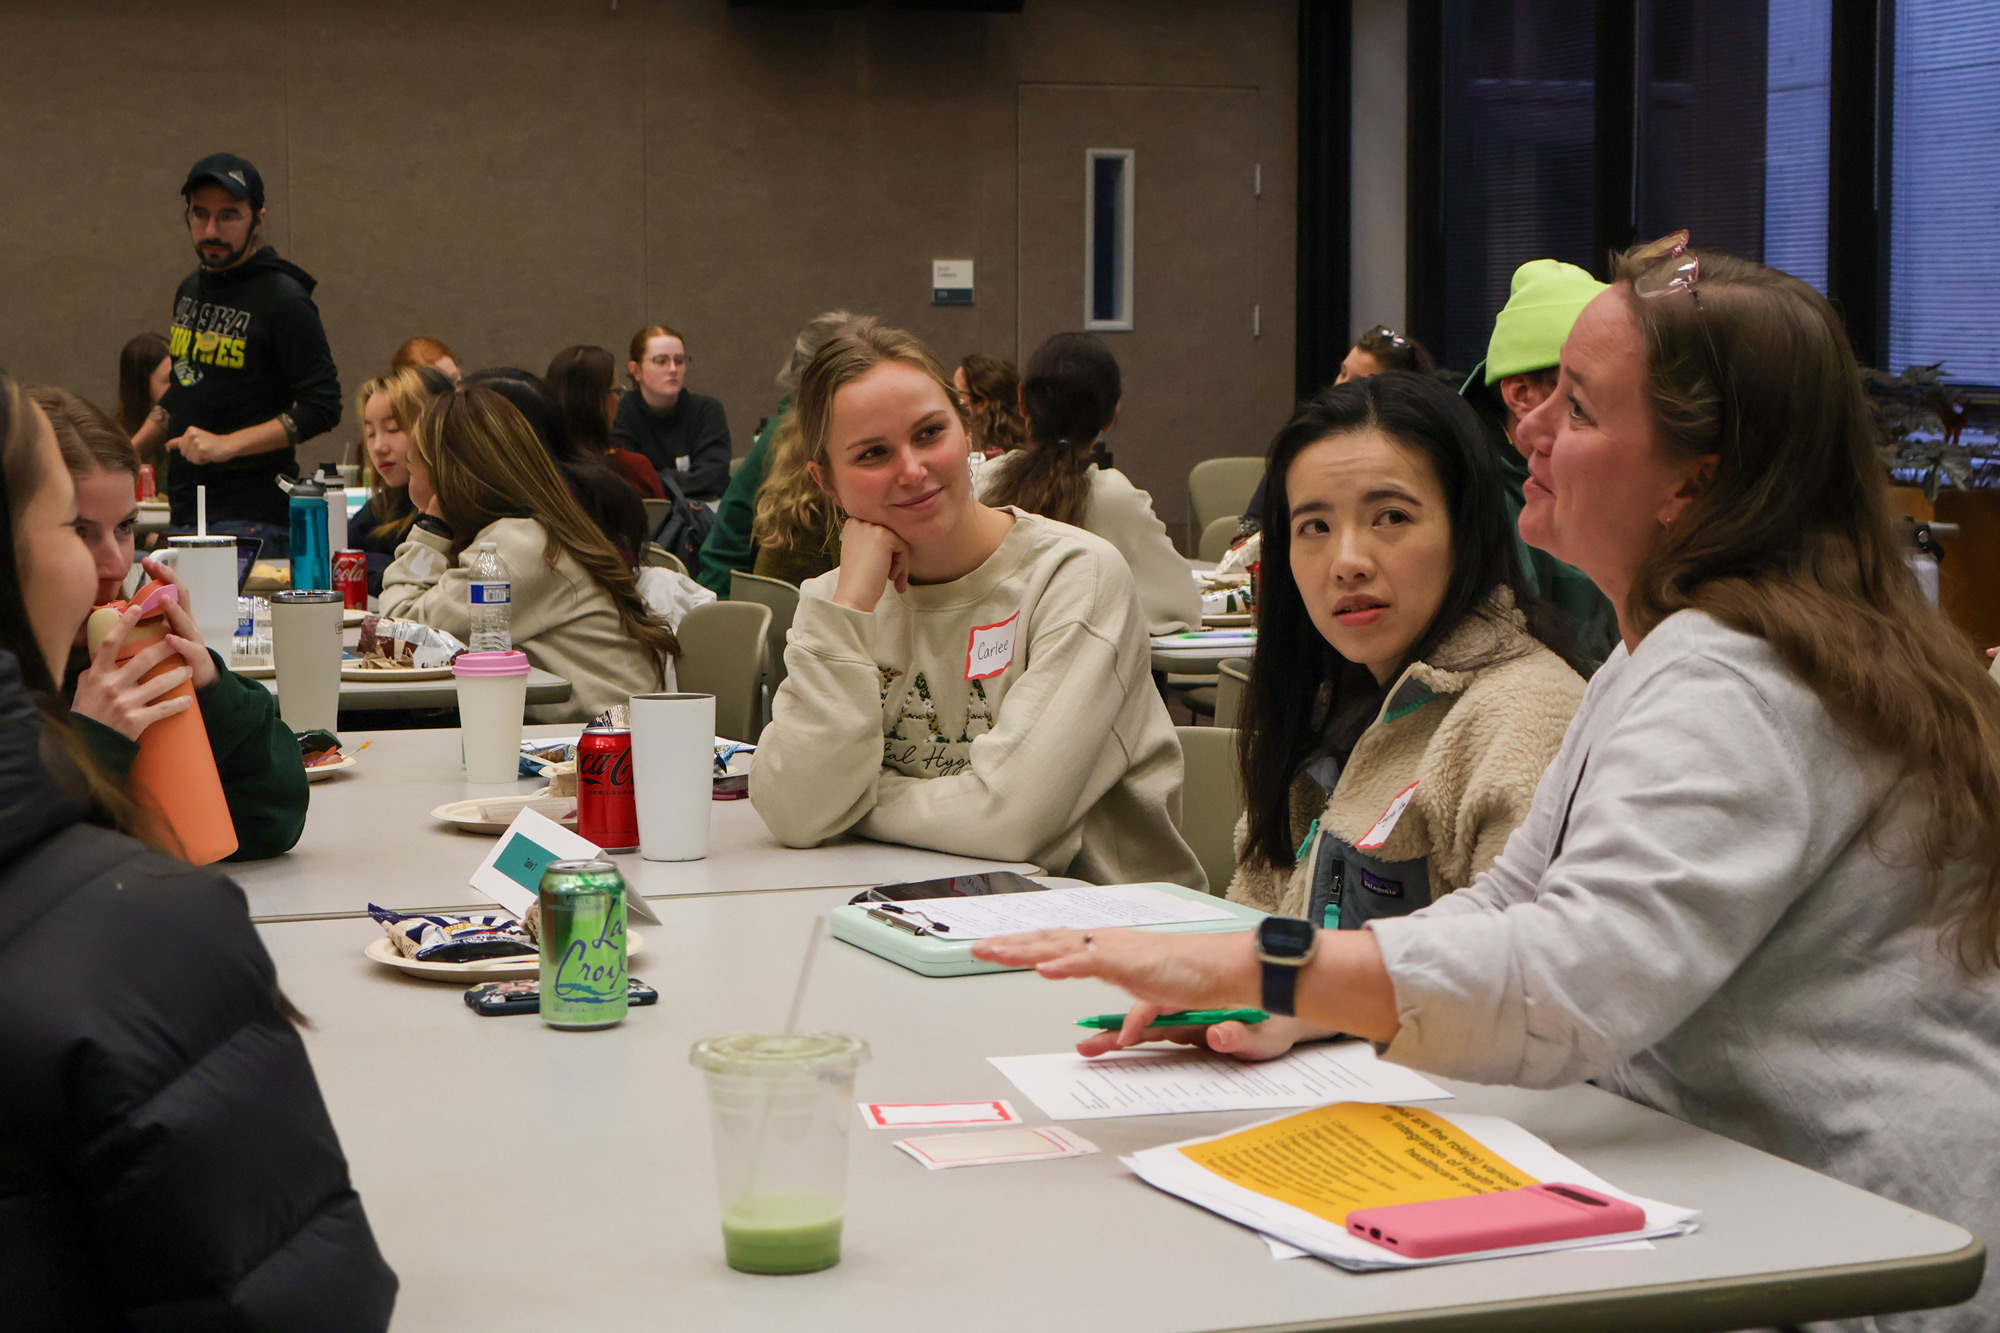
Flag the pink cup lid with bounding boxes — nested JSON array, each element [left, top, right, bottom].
[[452, 650, 530, 677]]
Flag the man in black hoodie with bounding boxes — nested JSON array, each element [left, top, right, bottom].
[[130, 153, 342, 553]]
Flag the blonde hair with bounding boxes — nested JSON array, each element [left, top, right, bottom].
[[413, 385, 679, 679], [751, 312, 871, 553], [356, 366, 449, 543], [776, 310, 861, 393]]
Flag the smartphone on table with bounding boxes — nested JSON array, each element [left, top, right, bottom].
[[465, 978, 659, 1016], [849, 871, 1044, 906]]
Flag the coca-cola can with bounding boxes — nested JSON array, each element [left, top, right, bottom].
[[576, 724, 639, 852], [136, 464, 157, 500], [332, 550, 368, 610]]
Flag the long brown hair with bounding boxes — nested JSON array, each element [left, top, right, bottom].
[[116, 332, 170, 442], [983, 332, 1118, 528], [544, 345, 617, 455], [0, 375, 154, 843], [414, 385, 679, 676], [959, 353, 1024, 455], [1619, 246, 2000, 970], [31, 385, 140, 480]]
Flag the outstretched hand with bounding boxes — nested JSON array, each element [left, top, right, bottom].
[[971, 927, 1262, 1045]]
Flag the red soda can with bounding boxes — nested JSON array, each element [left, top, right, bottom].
[[137, 464, 157, 500], [576, 724, 639, 852], [332, 550, 368, 610]]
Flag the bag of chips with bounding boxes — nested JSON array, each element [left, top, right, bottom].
[[368, 904, 536, 962]]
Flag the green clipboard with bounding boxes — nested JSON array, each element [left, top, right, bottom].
[[828, 881, 1265, 978]]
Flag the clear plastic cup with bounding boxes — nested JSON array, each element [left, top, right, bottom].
[[690, 1032, 870, 1274]]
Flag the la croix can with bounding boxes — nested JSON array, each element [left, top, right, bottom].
[[332, 549, 368, 610], [536, 859, 628, 1030], [577, 723, 639, 852]]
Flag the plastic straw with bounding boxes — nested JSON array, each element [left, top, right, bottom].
[[196, 485, 207, 537], [783, 915, 827, 1036]]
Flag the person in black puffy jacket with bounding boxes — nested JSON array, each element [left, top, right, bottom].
[[0, 372, 397, 1330]]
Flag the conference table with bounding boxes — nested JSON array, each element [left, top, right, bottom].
[[252, 665, 574, 715], [239, 725, 1986, 1331]]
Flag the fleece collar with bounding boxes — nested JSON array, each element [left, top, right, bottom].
[[1375, 589, 1538, 726]]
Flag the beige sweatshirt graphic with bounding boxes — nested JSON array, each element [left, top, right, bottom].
[[752, 511, 1205, 890]]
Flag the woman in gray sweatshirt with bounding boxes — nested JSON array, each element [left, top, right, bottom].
[[977, 241, 2000, 1333]]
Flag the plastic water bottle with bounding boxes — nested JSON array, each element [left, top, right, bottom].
[[469, 541, 513, 651]]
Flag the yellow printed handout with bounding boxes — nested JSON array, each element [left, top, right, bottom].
[[1178, 1102, 1538, 1226]]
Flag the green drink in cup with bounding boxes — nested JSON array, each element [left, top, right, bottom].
[[690, 1033, 871, 1274]]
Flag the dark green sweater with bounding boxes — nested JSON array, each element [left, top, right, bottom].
[[71, 650, 309, 862], [697, 401, 787, 597]]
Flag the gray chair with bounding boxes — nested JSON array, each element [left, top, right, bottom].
[[1187, 457, 1264, 546], [729, 570, 800, 695], [674, 600, 771, 743], [1198, 515, 1240, 563], [642, 497, 673, 544], [1174, 725, 1245, 896], [1214, 657, 1252, 730], [641, 542, 688, 576]]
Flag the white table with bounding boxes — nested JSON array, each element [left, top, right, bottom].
[[233, 725, 1035, 920], [254, 667, 573, 713], [1152, 638, 1254, 676], [260, 894, 1983, 1332]]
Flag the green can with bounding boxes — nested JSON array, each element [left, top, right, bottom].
[[537, 858, 628, 1030]]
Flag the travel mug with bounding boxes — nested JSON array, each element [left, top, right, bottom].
[[164, 533, 241, 657], [452, 650, 531, 783], [690, 1033, 870, 1275], [85, 583, 237, 864], [269, 590, 344, 733], [629, 691, 715, 861]]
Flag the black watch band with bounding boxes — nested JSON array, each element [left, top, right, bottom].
[[1256, 916, 1316, 1017], [413, 513, 452, 538]]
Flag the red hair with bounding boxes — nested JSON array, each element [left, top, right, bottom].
[[392, 336, 457, 372]]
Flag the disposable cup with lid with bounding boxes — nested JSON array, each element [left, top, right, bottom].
[[453, 650, 530, 782]]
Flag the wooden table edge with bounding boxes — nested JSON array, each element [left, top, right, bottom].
[[1208, 1236, 1986, 1333]]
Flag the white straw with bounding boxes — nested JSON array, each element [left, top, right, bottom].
[[782, 915, 827, 1036], [196, 485, 207, 537]]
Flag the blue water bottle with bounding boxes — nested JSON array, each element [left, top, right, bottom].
[[288, 476, 331, 591]]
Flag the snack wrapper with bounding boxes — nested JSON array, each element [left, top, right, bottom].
[[368, 904, 536, 962], [356, 615, 468, 670]]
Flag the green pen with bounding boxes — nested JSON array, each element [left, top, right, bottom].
[[1076, 1008, 1269, 1030]]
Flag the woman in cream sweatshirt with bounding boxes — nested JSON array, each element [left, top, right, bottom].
[[975, 333, 1200, 635], [750, 320, 1204, 891], [379, 384, 679, 724]]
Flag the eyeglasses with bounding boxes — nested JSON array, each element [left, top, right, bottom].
[[646, 354, 690, 369], [1632, 230, 1700, 298]]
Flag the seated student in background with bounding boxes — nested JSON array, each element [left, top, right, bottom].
[[0, 375, 397, 1328], [1229, 322, 1435, 552], [116, 331, 171, 470], [392, 334, 460, 383], [1179, 373, 1585, 1059], [545, 345, 663, 500], [614, 324, 732, 501], [1460, 260, 1620, 667], [955, 353, 1025, 459], [976, 243, 2000, 1332], [977, 333, 1201, 636], [699, 310, 860, 596], [463, 367, 649, 567], [35, 384, 309, 862], [379, 384, 680, 723], [350, 365, 451, 594], [751, 319, 1205, 890]]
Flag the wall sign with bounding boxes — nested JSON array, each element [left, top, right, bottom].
[[933, 258, 974, 305]]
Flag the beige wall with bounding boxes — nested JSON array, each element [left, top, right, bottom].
[[0, 0, 1296, 526]]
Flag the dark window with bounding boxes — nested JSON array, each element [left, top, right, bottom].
[[1763, 0, 1832, 292]]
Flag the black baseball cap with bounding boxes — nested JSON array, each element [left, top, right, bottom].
[[181, 153, 264, 209]]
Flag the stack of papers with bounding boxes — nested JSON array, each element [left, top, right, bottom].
[[1152, 628, 1258, 647], [990, 1041, 1451, 1119], [1125, 1102, 1698, 1270]]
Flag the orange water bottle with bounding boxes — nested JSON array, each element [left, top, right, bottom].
[[86, 581, 238, 864]]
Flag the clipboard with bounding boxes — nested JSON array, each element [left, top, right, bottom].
[[829, 881, 1264, 977]]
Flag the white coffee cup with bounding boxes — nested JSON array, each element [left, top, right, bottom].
[[163, 534, 241, 654], [269, 590, 344, 733], [453, 650, 531, 783], [629, 692, 715, 861]]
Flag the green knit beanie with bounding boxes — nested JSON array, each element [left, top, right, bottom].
[[1483, 260, 1608, 384]]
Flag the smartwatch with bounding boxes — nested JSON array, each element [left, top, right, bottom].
[[413, 513, 453, 538], [1256, 916, 1318, 1017]]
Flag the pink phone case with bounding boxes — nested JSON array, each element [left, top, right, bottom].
[[1346, 1183, 1645, 1258]]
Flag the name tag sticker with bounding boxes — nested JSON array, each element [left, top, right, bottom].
[[675, 455, 691, 473], [965, 612, 1020, 681], [1355, 780, 1420, 851]]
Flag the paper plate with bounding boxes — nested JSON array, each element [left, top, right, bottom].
[[431, 795, 579, 835], [341, 663, 454, 681], [364, 931, 646, 983], [343, 607, 368, 627], [304, 753, 357, 782]]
